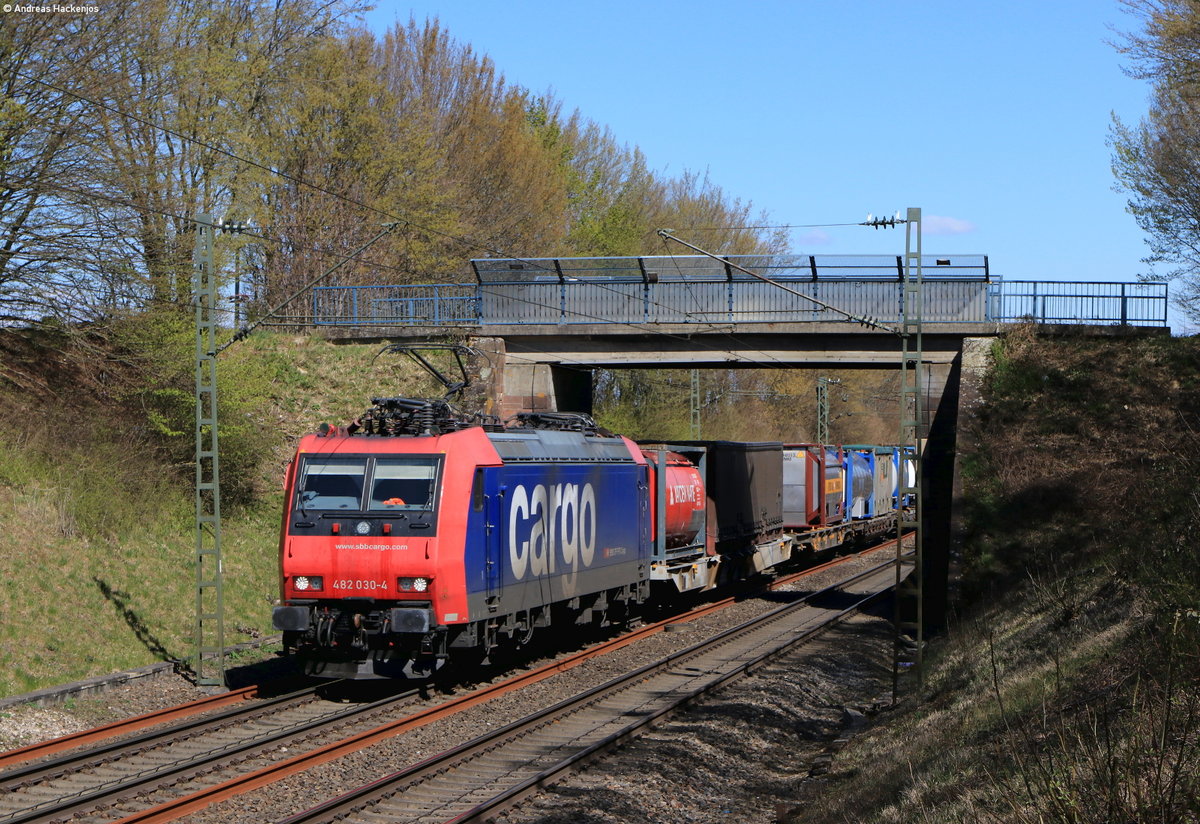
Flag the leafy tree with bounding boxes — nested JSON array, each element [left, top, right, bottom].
[[593, 369, 692, 440], [654, 170, 789, 256], [1, 4, 786, 330], [253, 26, 463, 320], [375, 19, 571, 270], [88, 0, 367, 311], [557, 118, 664, 257]]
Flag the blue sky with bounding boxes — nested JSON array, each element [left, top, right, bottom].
[[364, 1, 1176, 329]]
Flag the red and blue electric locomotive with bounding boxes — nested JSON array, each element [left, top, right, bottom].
[[272, 401, 655, 679]]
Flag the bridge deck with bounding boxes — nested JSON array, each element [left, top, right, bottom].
[[308, 255, 1167, 332]]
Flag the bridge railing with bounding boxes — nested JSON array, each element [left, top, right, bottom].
[[988, 281, 1168, 326], [311, 279, 1168, 328], [311, 283, 478, 326]]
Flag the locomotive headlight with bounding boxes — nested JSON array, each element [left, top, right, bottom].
[[397, 576, 430, 592], [294, 575, 323, 592]]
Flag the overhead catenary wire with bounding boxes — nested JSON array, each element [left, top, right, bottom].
[[40, 171, 796, 373], [20, 78, 762, 343], [216, 221, 401, 353], [657, 229, 901, 335], [656, 234, 791, 368], [16, 71, 871, 375], [689, 221, 872, 231]]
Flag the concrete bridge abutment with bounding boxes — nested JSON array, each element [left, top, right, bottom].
[[468, 337, 592, 420], [919, 337, 996, 631]]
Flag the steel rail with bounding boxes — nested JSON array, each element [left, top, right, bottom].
[[0, 685, 263, 771], [0, 684, 422, 824], [100, 542, 901, 824], [280, 559, 902, 823], [455, 575, 896, 823], [0, 685, 323, 787]]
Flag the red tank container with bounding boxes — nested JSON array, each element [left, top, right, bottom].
[[641, 449, 706, 548]]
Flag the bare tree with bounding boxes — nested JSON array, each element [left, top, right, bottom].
[[1112, 0, 1200, 321], [0, 11, 130, 322]]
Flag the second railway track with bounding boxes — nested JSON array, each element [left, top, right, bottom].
[[0, 542, 908, 824], [277, 556, 902, 824], [0, 682, 434, 824]]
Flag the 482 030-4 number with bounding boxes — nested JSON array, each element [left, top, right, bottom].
[[331, 579, 388, 591]]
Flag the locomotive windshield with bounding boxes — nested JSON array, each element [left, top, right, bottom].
[[297, 458, 367, 510], [296, 455, 440, 512], [368, 458, 439, 511]]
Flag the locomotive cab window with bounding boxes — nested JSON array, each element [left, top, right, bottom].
[[369, 458, 440, 511], [297, 458, 368, 510], [295, 455, 441, 514]]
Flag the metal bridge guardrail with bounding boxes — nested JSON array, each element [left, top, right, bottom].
[[311, 283, 478, 326], [989, 280, 1168, 327], [311, 278, 1168, 329]]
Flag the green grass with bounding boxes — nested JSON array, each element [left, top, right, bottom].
[[0, 477, 276, 697], [0, 326, 436, 698]]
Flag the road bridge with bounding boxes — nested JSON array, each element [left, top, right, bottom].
[[301, 253, 1168, 633], [308, 254, 1167, 417]]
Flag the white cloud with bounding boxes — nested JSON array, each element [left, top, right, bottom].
[[924, 215, 976, 235], [796, 229, 832, 245]]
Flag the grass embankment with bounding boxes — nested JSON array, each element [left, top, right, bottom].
[[786, 329, 1200, 823], [0, 319, 438, 697]]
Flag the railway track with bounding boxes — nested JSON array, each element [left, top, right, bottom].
[[0, 683, 423, 824], [0, 685, 267, 772], [0, 541, 906, 824], [275, 557, 901, 824]]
